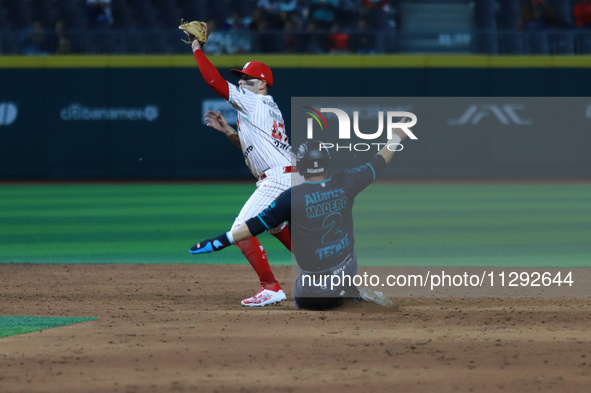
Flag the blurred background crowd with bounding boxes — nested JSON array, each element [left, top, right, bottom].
[[2, 0, 591, 55]]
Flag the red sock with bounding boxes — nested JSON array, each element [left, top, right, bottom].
[[236, 237, 278, 287], [271, 224, 292, 251]]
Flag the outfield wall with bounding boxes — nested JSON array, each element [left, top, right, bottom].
[[1, 55, 591, 180]]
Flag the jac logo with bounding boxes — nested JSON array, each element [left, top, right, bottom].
[[448, 104, 532, 126], [304, 106, 417, 152]]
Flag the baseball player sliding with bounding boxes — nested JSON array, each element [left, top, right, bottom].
[[180, 20, 302, 306], [188, 122, 411, 310]]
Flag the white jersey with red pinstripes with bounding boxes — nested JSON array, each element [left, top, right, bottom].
[[227, 81, 293, 178]]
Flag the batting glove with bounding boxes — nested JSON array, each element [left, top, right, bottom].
[[189, 232, 233, 254]]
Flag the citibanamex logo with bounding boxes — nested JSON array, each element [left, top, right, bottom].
[[60, 103, 160, 122], [303, 106, 417, 152], [0, 102, 18, 126]]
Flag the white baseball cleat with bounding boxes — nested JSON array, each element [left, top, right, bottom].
[[241, 288, 287, 307], [359, 288, 397, 308]]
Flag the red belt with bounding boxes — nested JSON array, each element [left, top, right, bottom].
[[260, 166, 297, 180]]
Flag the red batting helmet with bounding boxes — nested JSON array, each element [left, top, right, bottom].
[[230, 61, 273, 87]]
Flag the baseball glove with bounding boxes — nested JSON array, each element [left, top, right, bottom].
[[178, 19, 210, 46]]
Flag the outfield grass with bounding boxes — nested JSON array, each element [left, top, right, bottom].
[[0, 316, 97, 338], [1, 183, 589, 268], [354, 183, 591, 267]]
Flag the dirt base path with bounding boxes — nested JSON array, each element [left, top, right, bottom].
[[1, 264, 590, 393]]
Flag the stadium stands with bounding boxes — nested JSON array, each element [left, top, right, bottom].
[[1, 0, 591, 55]]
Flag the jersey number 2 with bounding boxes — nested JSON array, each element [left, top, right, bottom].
[[272, 121, 289, 144], [322, 213, 343, 245]]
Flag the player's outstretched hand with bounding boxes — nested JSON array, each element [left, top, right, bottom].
[[393, 117, 410, 142], [204, 110, 231, 134]]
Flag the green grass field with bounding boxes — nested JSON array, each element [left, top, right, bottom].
[[0, 317, 97, 338], [1, 183, 590, 268]]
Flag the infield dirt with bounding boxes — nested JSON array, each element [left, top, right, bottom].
[[1, 264, 590, 392]]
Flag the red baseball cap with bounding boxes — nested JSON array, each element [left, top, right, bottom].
[[231, 61, 273, 87]]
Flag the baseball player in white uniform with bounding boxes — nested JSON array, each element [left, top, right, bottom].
[[188, 37, 301, 306]]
